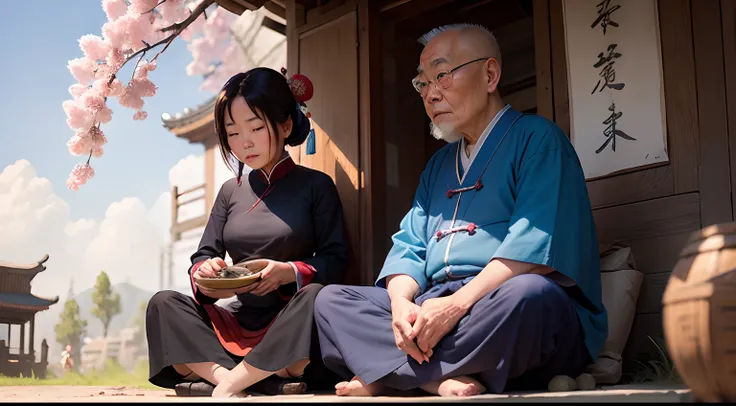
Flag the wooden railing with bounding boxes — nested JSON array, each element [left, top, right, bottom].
[[170, 184, 208, 242]]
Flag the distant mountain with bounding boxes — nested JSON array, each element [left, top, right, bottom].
[[33, 282, 159, 363]]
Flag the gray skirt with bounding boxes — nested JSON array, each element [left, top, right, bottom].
[[145, 283, 338, 390]]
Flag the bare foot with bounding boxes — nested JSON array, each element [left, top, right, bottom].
[[421, 375, 486, 397], [334, 376, 380, 397], [211, 380, 247, 398]]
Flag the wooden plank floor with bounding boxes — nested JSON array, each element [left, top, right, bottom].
[[0, 384, 693, 403]]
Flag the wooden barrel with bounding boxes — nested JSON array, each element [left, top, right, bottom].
[[662, 222, 736, 402]]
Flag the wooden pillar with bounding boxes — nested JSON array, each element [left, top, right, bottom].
[[204, 143, 216, 215], [171, 185, 180, 242], [6, 324, 10, 349], [19, 322, 25, 355], [29, 315, 35, 359]]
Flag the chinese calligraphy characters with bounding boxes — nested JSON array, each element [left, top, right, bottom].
[[595, 102, 636, 154], [592, 44, 625, 93], [591, 0, 621, 34]]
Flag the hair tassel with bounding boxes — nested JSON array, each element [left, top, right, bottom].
[[306, 125, 316, 155]]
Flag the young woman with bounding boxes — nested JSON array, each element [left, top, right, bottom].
[[145, 67, 348, 398]]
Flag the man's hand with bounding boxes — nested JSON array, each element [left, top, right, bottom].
[[410, 296, 467, 354], [391, 297, 430, 364], [249, 260, 297, 296]]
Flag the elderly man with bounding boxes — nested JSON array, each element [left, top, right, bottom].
[[313, 23, 608, 397]]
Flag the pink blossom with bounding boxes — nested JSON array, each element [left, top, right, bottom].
[[68, 57, 97, 86], [63, 100, 94, 130], [92, 145, 105, 158], [203, 8, 235, 40], [81, 90, 106, 113], [97, 105, 113, 124], [133, 110, 148, 120], [69, 84, 88, 101], [92, 79, 112, 98], [66, 163, 96, 191], [118, 12, 156, 51], [108, 78, 124, 97], [106, 47, 125, 72], [138, 60, 157, 75], [67, 134, 92, 156], [87, 126, 108, 148], [79, 34, 111, 61], [158, 0, 186, 26], [118, 86, 145, 110], [130, 0, 159, 14], [102, 20, 126, 49], [102, 0, 128, 21], [94, 63, 112, 80]]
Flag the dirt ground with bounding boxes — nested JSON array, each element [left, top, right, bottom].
[[0, 384, 693, 403]]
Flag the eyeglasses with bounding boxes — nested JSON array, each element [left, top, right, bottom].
[[411, 57, 490, 96]]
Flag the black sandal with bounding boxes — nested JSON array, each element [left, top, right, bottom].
[[249, 375, 307, 395], [174, 381, 215, 397]]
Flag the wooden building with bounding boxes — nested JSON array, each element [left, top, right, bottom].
[[168, 0, 736, 374], [0, 254, 58, 378]]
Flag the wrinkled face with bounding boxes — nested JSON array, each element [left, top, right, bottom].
[[224, 96, 291, 170], [415, 31, 497, 141]]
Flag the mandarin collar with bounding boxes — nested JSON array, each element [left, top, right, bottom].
[[256, 152, 296, 184]]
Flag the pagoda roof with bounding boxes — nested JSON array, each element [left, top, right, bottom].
[[0, 292, 59, 312], [161, 96, 217, 144], [0, 254, 49, 275]]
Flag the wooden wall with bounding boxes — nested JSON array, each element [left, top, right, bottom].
[[284, 0, 383, 286], [538, 0, 735, 368]]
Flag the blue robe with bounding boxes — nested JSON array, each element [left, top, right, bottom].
[[314, 107, 607, 393], [375, 107, 607, 361]]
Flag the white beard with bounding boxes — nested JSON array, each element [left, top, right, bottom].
[[430, 121, 463, 143]]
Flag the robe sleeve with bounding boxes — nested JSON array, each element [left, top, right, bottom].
[[187, 181, 234, 305], [293, 173, 348, 286], [491, 135, 597, 287], [374, 159, 433, 295]]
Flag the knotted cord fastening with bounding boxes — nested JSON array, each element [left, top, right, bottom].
[[435, 222, 478, 242], [446, 179, 484, 199]]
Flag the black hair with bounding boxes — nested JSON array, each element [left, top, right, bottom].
[[214, 68, 311, 179]]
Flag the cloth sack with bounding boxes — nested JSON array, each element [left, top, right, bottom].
[[585, 243, 644, 385]]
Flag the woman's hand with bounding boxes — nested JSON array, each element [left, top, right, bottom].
[[246, 261, 297, 296], [193, 258, 231, 299], [193, 257, 227, 279]]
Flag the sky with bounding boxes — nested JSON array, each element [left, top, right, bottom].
[[0, 1, 224, 300]]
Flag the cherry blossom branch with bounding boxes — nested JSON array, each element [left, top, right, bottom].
[[105, 0, 215, 86], [145, 0, 168, 14]]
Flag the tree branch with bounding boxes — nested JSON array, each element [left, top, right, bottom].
[[106, 0, 215, 86]]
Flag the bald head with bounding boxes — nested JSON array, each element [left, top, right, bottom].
[[418, 24, 502, 70]]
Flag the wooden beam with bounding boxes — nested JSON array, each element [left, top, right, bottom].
[[172, 215, 209, 237], [692, 0, 733, 226], [723, 0, 736, 221], [358, 0, 386, 285], [659, 0, 700, 194], [533, 0, 553, 121], [284, 0, 302, 163], [298, 0, 356, 34], [264, 1, 286, 18], [586, 165, 674, 210], [216, 0, 269, 15], [170, 186, 180, 242], [19, 323, 24, 356], [204, 145, 216, 215], [29, 315, 34, 359], [380, 0, 460, 22], [548, 0, 569, 136]]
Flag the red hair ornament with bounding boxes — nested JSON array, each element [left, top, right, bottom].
[[282, 68, 316, 155]]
